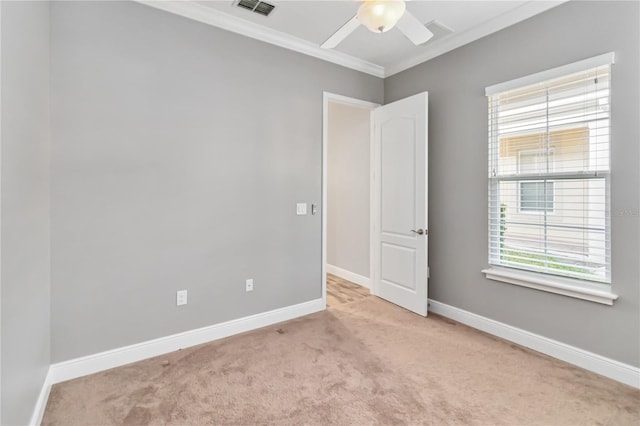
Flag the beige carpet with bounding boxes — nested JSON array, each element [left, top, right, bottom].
[[43, 297, 639, 425]]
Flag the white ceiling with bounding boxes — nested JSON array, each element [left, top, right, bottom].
[[141, 0, 566, 77]]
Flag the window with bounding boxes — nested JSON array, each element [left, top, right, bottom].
[[520, 181, 554, 213], [518, 150, 554, 213], [486, 54, 613, 286]]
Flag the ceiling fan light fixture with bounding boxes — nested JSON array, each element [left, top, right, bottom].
[[357, 0, 406, 33]]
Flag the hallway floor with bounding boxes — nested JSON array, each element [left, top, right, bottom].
[[326, 273, 370, 307]]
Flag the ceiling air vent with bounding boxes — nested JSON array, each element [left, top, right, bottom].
[[425, 20, 455, 39], [236, 0, 276, 17]]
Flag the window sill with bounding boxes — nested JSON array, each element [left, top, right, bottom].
[[481, 267, 618, 305]]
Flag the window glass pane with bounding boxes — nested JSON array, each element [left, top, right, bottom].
[[491, 66, 610, 178], [491, 178, 608, 282]]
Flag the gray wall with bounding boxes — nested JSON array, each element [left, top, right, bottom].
[[1, 1, 51, 424], [50, 1, 383, 362], [385, 0, 640, 367], [327, 102, 371, 278]]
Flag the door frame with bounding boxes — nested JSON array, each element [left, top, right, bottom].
[[0, 2, 3, 422], [0, 3, 4, 423], [321, 92, 380, 309]]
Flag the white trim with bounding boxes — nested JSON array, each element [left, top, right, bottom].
[[323, 93, 379, 110], [326, 264, 371, 289], [369, 106, 378, 297], [482, 267, 618, 305], [0, 1, 3, 422], [485, 52, 615, 96], [29, 368, 53, 426], [135, 1, 385, 78], [322, 93, 328, 312], [386, 1, 567, 77], [49, 298, 324, 384], [322, 92, 379, 309], [428, 299, 640, 389], [370, 106, 379, 298]]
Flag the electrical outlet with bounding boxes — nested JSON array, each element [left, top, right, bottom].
[[296, 203, 307, 215], [246, 278, 254, 292], [176, 290, 188, 306]]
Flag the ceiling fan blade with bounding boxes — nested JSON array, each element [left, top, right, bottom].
[[396, 11, 434, 45], [321, 16, 360, 49]]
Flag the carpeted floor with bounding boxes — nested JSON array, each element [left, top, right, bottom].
[[43, 297, 639, 425]]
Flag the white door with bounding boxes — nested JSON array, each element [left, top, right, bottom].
[[371, 92, 428, 316]]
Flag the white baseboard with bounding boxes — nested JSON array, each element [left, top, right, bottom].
[[327, 264, 370, 289], [29, 367, 52, 426], [50, 298, 324, 384], [428, 299, 640, 389]]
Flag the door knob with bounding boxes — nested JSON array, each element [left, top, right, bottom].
[[411, 229, 424, 235]]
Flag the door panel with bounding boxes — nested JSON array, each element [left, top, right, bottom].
[[381, 117, 416, 236], [381, 243, 416, 290], [372, 92, 428, 316]]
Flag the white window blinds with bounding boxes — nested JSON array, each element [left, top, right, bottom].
[[487, 55, 613, 284]]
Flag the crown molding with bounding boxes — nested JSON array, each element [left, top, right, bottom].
[[135, 1, 566, 80], [384, 1, 568, 77], [135, 1, 386, 78]]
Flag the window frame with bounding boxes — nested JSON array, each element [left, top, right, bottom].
[[482, 53, 617, 305]]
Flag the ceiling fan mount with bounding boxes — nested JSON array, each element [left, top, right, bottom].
[[321, 0, 435, 49]]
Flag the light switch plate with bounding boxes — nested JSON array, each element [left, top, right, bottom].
[[176, 290, 187, 306], [296, 203, 307, 215]]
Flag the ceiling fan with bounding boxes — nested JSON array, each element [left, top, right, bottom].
[[321, 0, 434, 49]]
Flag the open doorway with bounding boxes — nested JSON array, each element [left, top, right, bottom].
[[322, 93, 378, 308], [322, 91, 430, 315]]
